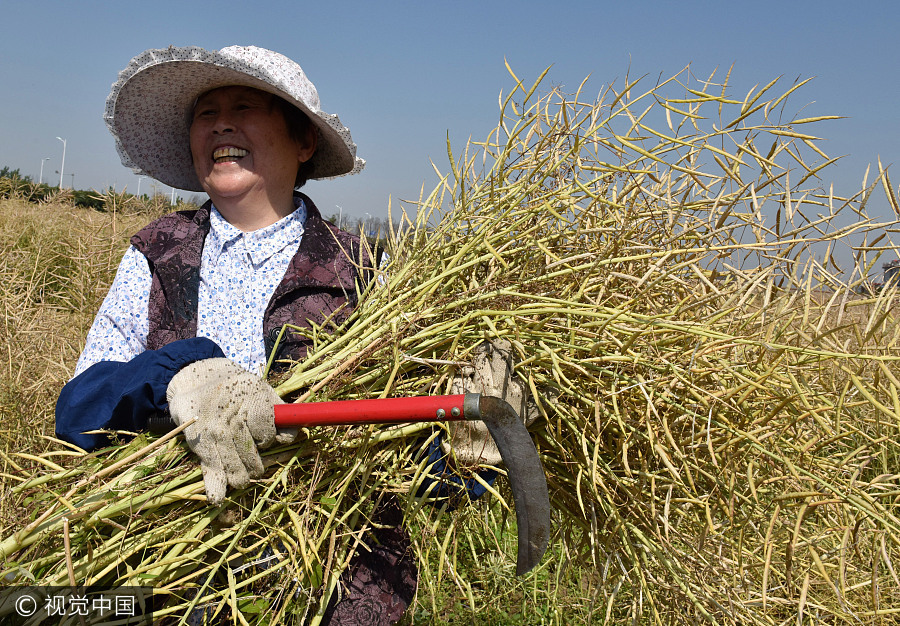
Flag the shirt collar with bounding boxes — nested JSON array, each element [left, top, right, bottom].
[[207, 196, 308, 266]]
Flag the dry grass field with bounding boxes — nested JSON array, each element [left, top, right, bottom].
[[0, 196, 173, 522]]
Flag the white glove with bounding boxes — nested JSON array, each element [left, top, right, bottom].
[[444, 340, 540, 467], [166, 358, 285, 505]]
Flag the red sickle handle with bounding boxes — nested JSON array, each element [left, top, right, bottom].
[[273, 394, 474, 428]]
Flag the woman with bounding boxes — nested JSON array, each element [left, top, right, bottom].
[[56, 44, 417, 622]]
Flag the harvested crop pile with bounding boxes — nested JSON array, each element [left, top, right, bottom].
[[2, 65, 900, 624]]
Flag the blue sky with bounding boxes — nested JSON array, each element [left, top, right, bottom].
[[1, 0, 898, 228]]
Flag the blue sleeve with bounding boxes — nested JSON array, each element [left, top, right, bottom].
[[415, 435, 499, 510], [55, 337, 226, 451]]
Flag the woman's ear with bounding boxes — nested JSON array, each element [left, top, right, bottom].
[[297, 124, 318, 163]]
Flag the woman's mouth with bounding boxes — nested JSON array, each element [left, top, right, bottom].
[[212, 147, 248, 163]]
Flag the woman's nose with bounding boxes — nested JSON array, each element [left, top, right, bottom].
[[212, 112, 235, 134]]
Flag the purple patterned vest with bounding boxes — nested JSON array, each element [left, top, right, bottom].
[[130, 192, 375, 371]]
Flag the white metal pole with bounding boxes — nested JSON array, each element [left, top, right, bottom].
[[56, 137, 66, 189], [39, 158, 49, 184]]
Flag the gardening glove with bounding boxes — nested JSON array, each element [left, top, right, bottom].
[[444, 339, 541, 467], [166, 357, 289, 505]]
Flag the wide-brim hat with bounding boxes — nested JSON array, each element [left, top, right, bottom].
[[104, 45, 364, 192]]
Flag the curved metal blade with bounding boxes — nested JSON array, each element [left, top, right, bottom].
[[468, 394, 551, 575]]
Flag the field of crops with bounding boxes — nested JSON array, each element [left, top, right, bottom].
[[2, 66, 900, 624]]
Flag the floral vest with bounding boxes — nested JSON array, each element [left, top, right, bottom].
[[130, 192, 375, 371]]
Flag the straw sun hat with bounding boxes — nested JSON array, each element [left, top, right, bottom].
[[104, 45, 364, 192]]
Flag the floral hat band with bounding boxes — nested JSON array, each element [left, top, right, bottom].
[[104, 45, 365, 192]]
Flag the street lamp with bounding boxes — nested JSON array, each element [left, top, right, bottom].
[[56, 137, 66, 189], [39, 158, 49, 185]]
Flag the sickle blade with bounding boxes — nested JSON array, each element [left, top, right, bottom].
[[469, 394, 551, 575]]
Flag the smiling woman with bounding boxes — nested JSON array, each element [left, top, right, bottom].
[[189, 86, 317, 231]]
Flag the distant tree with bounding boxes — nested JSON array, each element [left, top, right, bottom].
[[0, 166, 23, 180], [73, 190, 104, 210]]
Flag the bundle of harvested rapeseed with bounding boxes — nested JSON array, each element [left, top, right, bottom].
[[3, 64, 900, 624]]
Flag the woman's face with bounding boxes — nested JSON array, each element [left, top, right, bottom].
[[189, 86, 315, 206]]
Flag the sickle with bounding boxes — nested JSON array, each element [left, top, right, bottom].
[[272, 393, 550, 575]]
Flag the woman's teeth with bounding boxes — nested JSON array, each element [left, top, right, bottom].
[[213, 147, 248, 162]]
